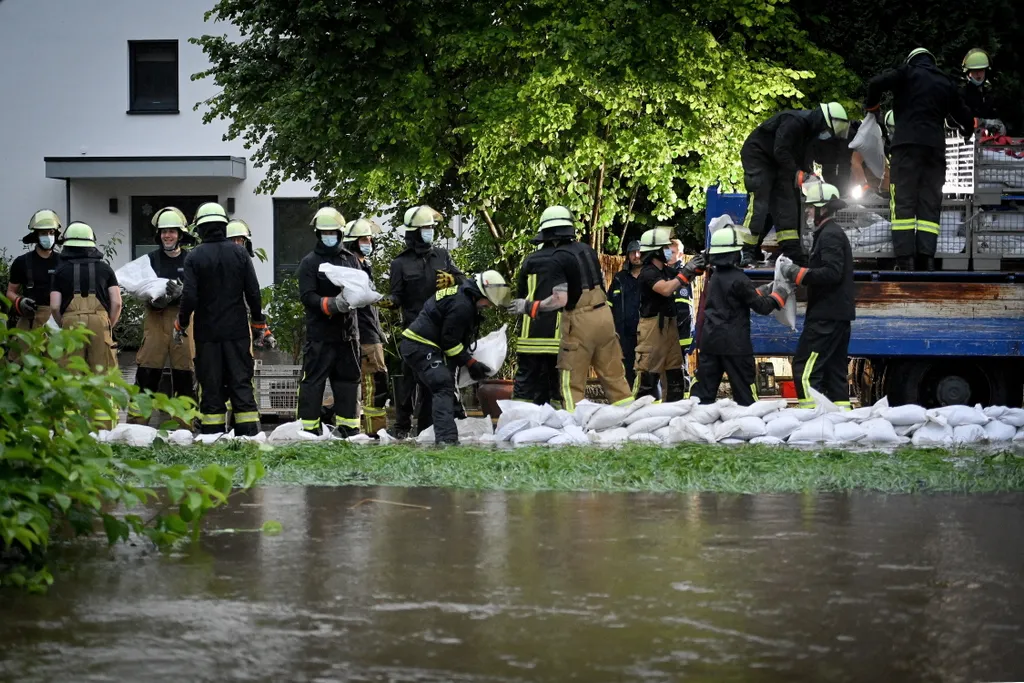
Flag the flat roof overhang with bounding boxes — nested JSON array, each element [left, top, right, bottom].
[[44, 155, 247, 180]]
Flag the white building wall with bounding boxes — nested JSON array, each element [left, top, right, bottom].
[[0, 0, 317, 285]]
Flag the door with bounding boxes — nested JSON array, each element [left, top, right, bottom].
[[131, 195, 218, 259]]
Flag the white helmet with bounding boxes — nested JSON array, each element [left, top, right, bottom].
[[474, 270, 512, 307]]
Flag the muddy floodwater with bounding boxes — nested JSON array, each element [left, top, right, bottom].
[[2, 489, 1023, 682]]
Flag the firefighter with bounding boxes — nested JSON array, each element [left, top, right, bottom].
[[226, 219, 254, 256], [127, 207, 197, 425], [344, 217, 389, 436], [667, 237, 695, 396], [866, 47, 975, 271], [780, 182, 855, 410], [293, 208, 362, 437], [378, 205, 465, 438], [690, 226, 790, 407], [174, 202, 273, 437], [960, 48, 1004, 133], [8, 209, 62, 337], [633, 228, 706, 402], [552, 206, 633, 411], [508, 206, 582, 406], [740, 102, 850, 267], [399, 271, 511, 445], [49, 222, 121, 428], [609, 240, 642, 387]]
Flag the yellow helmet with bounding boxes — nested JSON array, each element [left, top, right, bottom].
[[802, 181, 843, 207], [311, 207, 345, 231], [474, 270, 512, 307], [708, 226, 744, 254], [963, 48, 990, 71], [403, 205, 441, 229], [24, 209, 62, 245], [193, 202, 229, 227], [151, 207, 196, 246], [905, 47, 934, 65], [638, 227, 672, 253], [226, 219, 252, 240], [344, 218, 381, 241], [820, 102, 850, 140], [62, 221, 97, 248]]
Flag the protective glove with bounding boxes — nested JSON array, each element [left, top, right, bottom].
[[506, 298, 529, 316], [150, 294, 171, 309], [755, 282, 774, 296], [376, 297, 396, 309], [173, 319, 187, 345], [263, 334, 278, 350], [772, 280, 794, 306], [323, 293, 350, 315], [466, 358, 492, 381], [435, 271, 456, 289], [13, 296, 37, 317], [676, 254, 706, 284], [981, 118, 1007, 135], [251, 323, 275, 348], [165, 279, 184, 299], [795, 170, 809, 188], [780, 262, 802, 283]]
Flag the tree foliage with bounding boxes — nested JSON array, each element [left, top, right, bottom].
[[194, 0, 856, 261]]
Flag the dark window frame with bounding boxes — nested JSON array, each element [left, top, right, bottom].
[[273, 198, 322, 284], [127, 40, 179, 115]]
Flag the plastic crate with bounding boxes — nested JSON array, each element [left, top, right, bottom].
[[970, 210, 1024, 271], [253, 361, 334, 417], [833, 199, 969, 268], [974, 137, 1024, 205], [944, 135, 975, 196]]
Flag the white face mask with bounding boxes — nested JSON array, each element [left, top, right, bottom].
[[359, 243, 373, 256], [38, 235, 55, 250], [969, 76, 985, 87], [663, 248, 673, 262], [420, 228, 435, 244], [321, 235, 339, 248]]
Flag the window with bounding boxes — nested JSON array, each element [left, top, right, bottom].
[[130, 196, 217, 259], [273, 198, 320, 283], [128, 41, 178, 113]]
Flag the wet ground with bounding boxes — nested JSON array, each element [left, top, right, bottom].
[[2, 488, 1023, 682]]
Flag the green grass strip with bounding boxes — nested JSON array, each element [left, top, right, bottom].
[[114, 443, 1024, 494]]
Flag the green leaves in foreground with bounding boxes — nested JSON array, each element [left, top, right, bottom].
[[139, 443, 1024, 494]]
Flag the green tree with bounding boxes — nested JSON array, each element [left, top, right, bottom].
[[194, 0, 856, 269]]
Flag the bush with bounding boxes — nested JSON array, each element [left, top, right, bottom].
[[112, 296, 146, 351], [0, 312, 264, 592], [261, 278, 306, 363]]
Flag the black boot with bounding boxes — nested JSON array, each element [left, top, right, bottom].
[[918, 256, 936, 272], [332, 425, 359, 439], [895, 256, 915, 271], [739, 245, 759, 267], [665, 369, 687, 402], [635, 371, 660, 400]]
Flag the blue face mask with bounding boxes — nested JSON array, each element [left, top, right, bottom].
[[360, 243, 372, 256], [663, 248, 673, 262], [969, 76, 985, 87], [420, 229, 435, 244], [321, 235, 339, 248], [818, 131, 833, 141], [38, 235, 55, 250]]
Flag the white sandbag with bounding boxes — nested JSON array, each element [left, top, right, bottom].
[[559, 424, 590, 445], [748, 400, 788, 419], [195, 433, 229, 445], [544, 409, 576, 429], [624, 401, 692, 424], [882, 404, 927, 426], [772, 256, 797, 331], [107, 424, 159, 447], [1014, 428, 1024, 442], [983, 420, 1017, 442], [168, 429, 195, 447], [999, 409, 1024, 428], [669, 417, 716, 444], [587, 404, 633, 431], [318, 263, 382, 308], [269, 420, 318, 443], [378, 429, 396, 444], [717, 405, 754, 422], [715, 416, 766, 441], [687, 404, 721, 425], [494, 418, 534, 442], [895, 423, 922, 437], [912, 422, 953, 447], [115, 254, 169, 302], [833, 422, 867, 443], [926, 405, 989, 427], [845, 406, 874, 421], [653, 426, 678, 444], [823, 412, 853, 424], [983, 405, 1008, 419], [458, 417, 495, 441], [591, 427, 629, 444], [546, 434, 574, 446], [495, 401, 552, 431], [766, 416, 802, 440], [870, 396, 890, 417], [809, 388, 841, 414], [626, 395, 656, 413], [953, 424, 987, 445], [456, 325, 508, 388], [774, 408, 820, 423], [788, 417, 835, 444], [848, 111, 887, 178], [626, 416, 673, 435], [720, 438, 746, 445], [572, 400, 603, 429], [628, 433, 663, 445], [749, 436, 786, 446], [511, 426, 561, 445], [347, 433, 374, 444], [860, 418, 902, 444]]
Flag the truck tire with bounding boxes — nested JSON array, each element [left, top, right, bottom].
[[885, 359, 1019, 408]]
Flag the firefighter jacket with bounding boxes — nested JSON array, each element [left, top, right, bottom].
[[791, 217, 856, 322], [742, 108, 829, 178], [638, 262, 677, 320], [356, 258, 384, 345], [298, 241, 361, 343], [554, 240, 606, 306], [866, 54, 975, 150], [699, 264, 780, 357], [609, 266, 641, 345], [177, 226, 266, 342], [388, 244, 465, 328], [961, 81, 995, 120], [402, 280, 482, 368], [674, 281, 694, 348], [516, 244, 581, 355]]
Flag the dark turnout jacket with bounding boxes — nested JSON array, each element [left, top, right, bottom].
[[792, 218, 855, 322], [177, 226, 265, 342], [866, 54, 975, 150], [742, 108, 829, 177], [297, 241, 361, 343], [403, 280, 482, 367], [388, 244, 464, 328], [356, 258, 384, 345], [699, 265, 781, 356]]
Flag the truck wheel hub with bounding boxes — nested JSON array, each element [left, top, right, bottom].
[[936, 375, 971, 406]]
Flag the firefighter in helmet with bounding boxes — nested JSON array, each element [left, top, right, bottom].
[[226, 219, 254, 256], [8, 209, 62, 337]]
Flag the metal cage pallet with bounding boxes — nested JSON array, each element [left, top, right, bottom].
[[835, 199, 970, 269], [969, 209, 1024, 271], [974, 137, 1024, 205], [253, 361, 334, 417], [944, 135, 975, 196]]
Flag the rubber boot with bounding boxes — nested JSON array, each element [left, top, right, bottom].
[[634, 371, 660, 400], [739, 245, 759, 268], [917, 255, 936, 272], [895, 256, 915, 271], [332, 425, 360, 439], [665, 368, 687, 403]]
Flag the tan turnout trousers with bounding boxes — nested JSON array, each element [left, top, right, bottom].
[[136, 306, 194, 370], [556, 287, 633, 412], [634, 317, 683, 375], [63, 283, 117, 429], [360, 343, 389, 436]]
